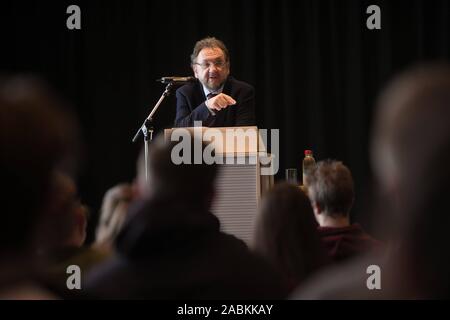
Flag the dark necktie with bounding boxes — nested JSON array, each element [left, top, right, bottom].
[[206, 93, 218, 116]]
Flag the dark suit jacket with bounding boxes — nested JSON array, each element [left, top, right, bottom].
[[174, 76, 256, 127]]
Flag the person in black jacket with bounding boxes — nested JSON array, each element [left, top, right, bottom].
[[85, 135, 286, 299], [174, 37, 256, 127]]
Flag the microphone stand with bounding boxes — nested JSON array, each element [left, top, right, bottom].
[[132, 81, 175, 182]]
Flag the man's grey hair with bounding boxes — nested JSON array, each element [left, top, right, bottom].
[[306, 159, 355, 217], [190, 37, 230, 65]]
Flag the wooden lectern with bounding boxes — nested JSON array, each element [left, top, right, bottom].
[[164, 126, 274, 245]]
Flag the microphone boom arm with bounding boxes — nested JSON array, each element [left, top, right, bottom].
[[131, 81, 175, 183], [132, 82, 174, 143]]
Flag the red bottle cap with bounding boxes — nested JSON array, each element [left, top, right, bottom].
[[305, 150, 313, 155]]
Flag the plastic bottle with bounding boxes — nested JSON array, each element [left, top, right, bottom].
[[302, 149, 316, 186]]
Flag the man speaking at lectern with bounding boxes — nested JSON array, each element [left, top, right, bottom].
[[174, 37, 256, 127]]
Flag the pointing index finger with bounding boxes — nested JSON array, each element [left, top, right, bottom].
[[222, 94, 236, 105]]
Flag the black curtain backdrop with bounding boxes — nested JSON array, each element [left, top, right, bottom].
[[2, 0, 449, 241]]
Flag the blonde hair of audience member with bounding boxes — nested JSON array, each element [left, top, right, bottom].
[[94, 183, 135, 252], [253, 182, 328, 292], [95, 149, 148, 251]]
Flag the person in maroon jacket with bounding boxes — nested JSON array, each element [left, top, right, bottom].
[[305, 160, 382, 263]]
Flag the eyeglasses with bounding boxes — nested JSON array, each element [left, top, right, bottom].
[[193, 60, 227, 70]]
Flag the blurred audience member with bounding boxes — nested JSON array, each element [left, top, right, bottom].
[[36, 171, 88, 253], [253, 182, 329, 293], [94, 149, 151, 253], [306, 160, 382, 263], [35, 171, 110, 298], [370, 63, 450, 298], [94, 183, 136, 252], [293, 63, 450, 299], [0, 76, 78, 298], [86, 135, 286, 299]]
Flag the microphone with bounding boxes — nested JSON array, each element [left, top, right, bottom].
[[157, 76, 196, 84]]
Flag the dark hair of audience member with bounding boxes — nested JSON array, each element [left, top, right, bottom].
[[141, 134, 218, 206], [253, 182, 329, 292]]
